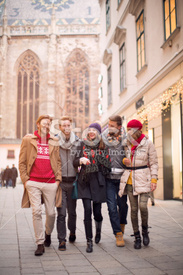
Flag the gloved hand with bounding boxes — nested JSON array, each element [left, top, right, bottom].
[[79, 157, 91, 165]]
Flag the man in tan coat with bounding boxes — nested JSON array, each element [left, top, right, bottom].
[[19, 115, 62, 256]]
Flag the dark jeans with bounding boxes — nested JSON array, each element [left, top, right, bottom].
[[6, 179, 12, 188], [106, 178, 128, 235], [57, 182, 77, 242]]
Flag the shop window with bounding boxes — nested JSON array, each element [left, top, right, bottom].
[[148, 128, 155, 144]]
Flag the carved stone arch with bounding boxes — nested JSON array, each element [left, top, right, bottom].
[[15, 50, 41, 138], [64, 48, 90, 132]]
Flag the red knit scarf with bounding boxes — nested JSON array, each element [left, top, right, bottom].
[[34, 130, 50, 143], [131, 134, 145, 160]]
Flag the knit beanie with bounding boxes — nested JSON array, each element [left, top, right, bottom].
[[89, 123, 101, 133], [127, 119, 143, 130]]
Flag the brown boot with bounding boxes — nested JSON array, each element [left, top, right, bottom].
[[115, 232, 125, 247], [35, 244, 45, 256], [120, 224, 125, 234]]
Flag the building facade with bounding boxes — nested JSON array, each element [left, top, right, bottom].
[[99, 0, 183, 200], [0, 0, 101, 170]]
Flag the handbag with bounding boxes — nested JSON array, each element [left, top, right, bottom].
[[72, 174, 78, 199]]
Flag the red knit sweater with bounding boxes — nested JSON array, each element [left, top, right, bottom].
[[29, 131, 55, 183]]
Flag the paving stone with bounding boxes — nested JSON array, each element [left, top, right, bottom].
[[130, 267, 166, 275], [164, 269, 183, 275], [0, 259, 20, 267], [21, 268, 44, 274], [1, 186, 183, 275], [98, 266, 131, 275], [0, 268, 21, 275], [65, 265, 97, 273]]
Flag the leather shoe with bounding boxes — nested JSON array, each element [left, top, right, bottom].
[[69, 233, 76, 243], [44, 232, 51, 247], [35, 244, 45, 256]]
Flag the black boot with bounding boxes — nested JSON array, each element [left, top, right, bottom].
[[44, 232, 51, 247], [95, 220, 102, 244], [86, 238, 93, 253], [84, 220, 93, 253], [134, 231, 141, 249], [142, 226, 150, 246]]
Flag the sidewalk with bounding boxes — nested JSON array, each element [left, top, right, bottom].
[[0, 184, 183, 275]]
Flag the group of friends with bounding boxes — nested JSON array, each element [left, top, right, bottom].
[[0, 164, 18, 188], [18, 114, 158, 256]]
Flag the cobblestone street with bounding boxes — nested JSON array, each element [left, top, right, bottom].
[[0, 184, 183, 275]]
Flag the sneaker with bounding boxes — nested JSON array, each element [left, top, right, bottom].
[[58, 241, 66, 251], [115, 232, 125, 247], [69, 233, 76, 243], [35, 244, 45, 256]]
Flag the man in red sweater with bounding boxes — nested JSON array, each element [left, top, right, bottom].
[[19, 115, 62, 256]]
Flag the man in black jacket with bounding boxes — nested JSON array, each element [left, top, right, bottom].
[[102, 115, 128, 247], [11, 164, 18, 188]]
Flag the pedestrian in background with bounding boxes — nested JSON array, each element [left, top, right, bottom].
[[4, 165, 12, 188], [1, 169, 5, 187], [119, 119, 158, 249], [102, 115, 128, 247], [11, 164, 18, 188], [19, 115, 62, 256], [73, 122, 111, 253]]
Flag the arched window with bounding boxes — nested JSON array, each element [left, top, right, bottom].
[[65, 50, 90, 131], [16, 53, 40, 138]]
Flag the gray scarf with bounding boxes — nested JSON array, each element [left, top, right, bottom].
[[58, 131, 76, 149]]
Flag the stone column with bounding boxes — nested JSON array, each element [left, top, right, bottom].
[[47, 5, 57, 118]]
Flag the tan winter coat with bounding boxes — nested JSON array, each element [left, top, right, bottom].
[[19, 135, 62, 208], [119, 136, 158, 196]]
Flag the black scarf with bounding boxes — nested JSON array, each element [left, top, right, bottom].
[[80, 143, 111, 183]]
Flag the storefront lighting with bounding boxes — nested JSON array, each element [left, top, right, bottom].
[[133, 78, 183, 123]]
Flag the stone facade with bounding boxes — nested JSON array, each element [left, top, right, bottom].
[[0, 0, 100, 169], [99, 0, 183, 200]]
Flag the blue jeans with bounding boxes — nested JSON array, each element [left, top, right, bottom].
[[106, 178, 128, 235]]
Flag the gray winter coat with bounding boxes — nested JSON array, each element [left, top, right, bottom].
[[59, 135, 81, 180]]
